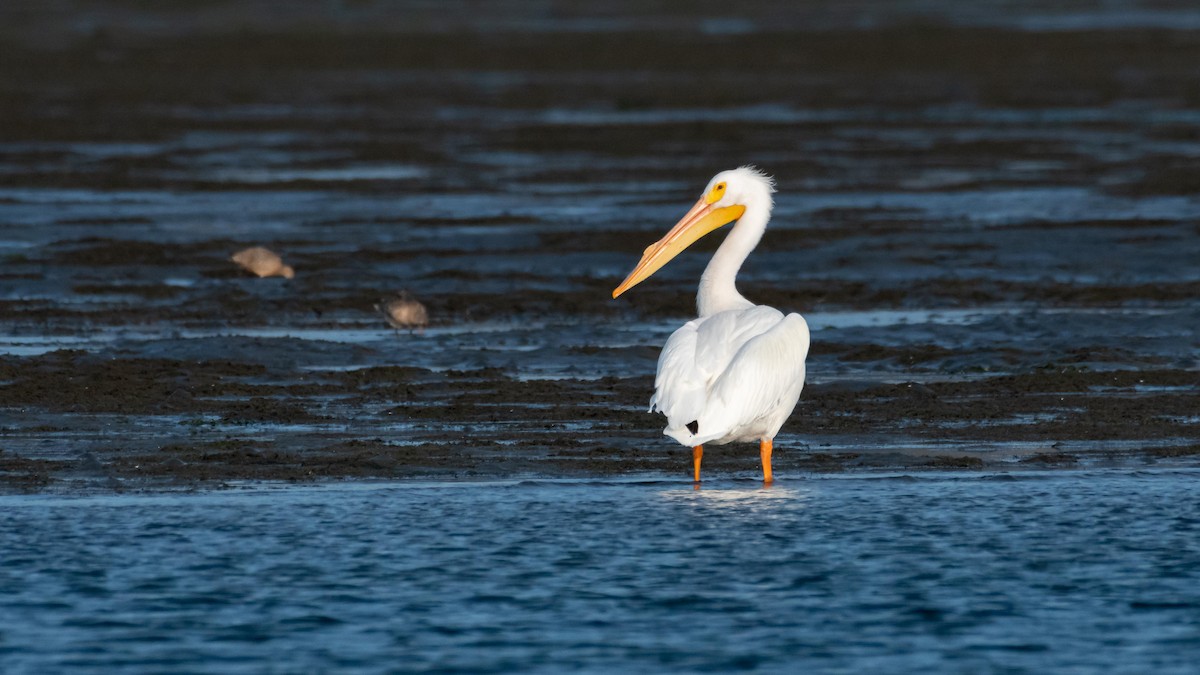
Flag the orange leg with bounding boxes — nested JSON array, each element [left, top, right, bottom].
[[760, 438, 774, 484], [693, 445, 703, 483]]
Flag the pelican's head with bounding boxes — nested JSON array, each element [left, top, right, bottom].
[[612, 166, 775, 299]]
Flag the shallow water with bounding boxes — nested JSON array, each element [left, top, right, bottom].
[[3, 470, 1200, 673]]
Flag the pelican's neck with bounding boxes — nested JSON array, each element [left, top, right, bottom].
[[696, 200, 770, 317]]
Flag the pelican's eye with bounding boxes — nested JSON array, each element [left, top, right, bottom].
[[705, 182, 727, 205]]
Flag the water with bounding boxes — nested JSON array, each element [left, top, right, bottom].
[[3, 471, 1200, 673]]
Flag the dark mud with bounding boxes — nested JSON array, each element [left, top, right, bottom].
[[1, 1, 1198, 492]]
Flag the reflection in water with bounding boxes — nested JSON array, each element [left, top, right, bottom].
[[664, 483, 807, 507]]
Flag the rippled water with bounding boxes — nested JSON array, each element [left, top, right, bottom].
[[4, 471, 1199, 673]]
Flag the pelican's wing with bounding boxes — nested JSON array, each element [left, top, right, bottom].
[[701, 313, 810, 442], [650, 306, 788, 433], [649, 318, 705, 422]]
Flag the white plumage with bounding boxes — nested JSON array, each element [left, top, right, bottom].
[[612, 167, 810, 482], [653, 306, 809, 447]]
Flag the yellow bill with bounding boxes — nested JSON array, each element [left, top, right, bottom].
[[612, 199, 746, 298]]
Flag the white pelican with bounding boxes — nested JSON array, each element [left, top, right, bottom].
[[612, 167, 810, 483]]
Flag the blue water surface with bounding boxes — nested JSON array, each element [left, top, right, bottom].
[[3, 471, 1200, 673]]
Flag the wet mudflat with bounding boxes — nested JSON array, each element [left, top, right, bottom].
[[2, 1, 1198, 491]]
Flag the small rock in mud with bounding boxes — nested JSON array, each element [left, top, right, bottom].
[[232, 246, 295, 279]]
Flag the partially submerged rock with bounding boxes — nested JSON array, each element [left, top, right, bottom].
[[232, 246, 294, 279]]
